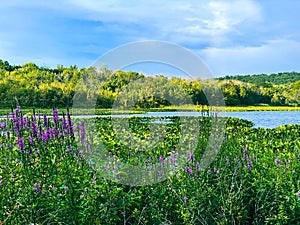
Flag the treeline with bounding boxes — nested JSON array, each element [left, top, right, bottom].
[[218, 72, 300, 85], [0, 59, 299, 108]]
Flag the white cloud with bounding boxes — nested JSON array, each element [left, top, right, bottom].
[[65, 0, 262, 45], [200, 39, 300, 76]]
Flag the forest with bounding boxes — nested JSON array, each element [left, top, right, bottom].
[[0, 59, 299, 108]]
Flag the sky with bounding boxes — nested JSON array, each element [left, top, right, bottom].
[[0, 0, 300, 77]]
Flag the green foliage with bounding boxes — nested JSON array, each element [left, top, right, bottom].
[[0, 107, 299, 224], [0, 59, 299, 109], [219, 71, 300, 85]]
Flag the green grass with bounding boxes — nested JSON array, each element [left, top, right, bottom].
[[147, 105, 300, 112], [0, 107, 146, 116]]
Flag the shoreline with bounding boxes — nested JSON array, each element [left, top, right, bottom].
[[0, 105, 299, 116]]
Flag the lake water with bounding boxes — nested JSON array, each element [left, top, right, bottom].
[[108, 111, 300, 129], [1, 111, 299, 129], [224, 111, 300, 128]]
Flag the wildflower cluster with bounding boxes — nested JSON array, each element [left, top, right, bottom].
[[0, 107, 85, 161]]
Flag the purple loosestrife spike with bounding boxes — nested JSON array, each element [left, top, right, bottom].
[[243, 147, 247, 154], [16, 106, 21, 113], [0, 180, 2, 185], [31, 121, 37, 134], [62, 118, 67, 129], [159, 157, 164, 162], [52, 109, 59, 123], [196, 162, 200, 171], [41, 133, 49, 142], [190, 153, 194, 163], [0, 122, 6, 128], [275, 158, 280, 164], [17, 137, 24, 149], [248, 160, 253, 170], [185, 166, 193, 175]]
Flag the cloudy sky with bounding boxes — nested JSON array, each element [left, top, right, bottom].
[[0, 0, 300, 77]]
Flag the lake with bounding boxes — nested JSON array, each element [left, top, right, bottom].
[[1, 110, 299, 129], [107, 110, 300, 129]]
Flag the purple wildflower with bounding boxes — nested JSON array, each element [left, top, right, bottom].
[[297, 191, 300, 199], [159, 157, 164, 162], [186, 166, 193, 175], [33, 183, 40, 191], [248, 160, 253, 170], [170, 153, 176, 164], [28, 136, 34, 143], [30, 121, 37, 133], [62, 118, 68, 129], [190, 153, 194, 163], [214, 167, 218, 173], [0, 180, 2, 185], [16, 106, 21, 113], [43, 114, 48, 126], [41, 133, 49, 142], [243, 147, 247, 154], [183, 196, 188, 202], [196, 161, 200, 171], [17, 137, 24, 149], [275, 158, 280, 164], [0, 122, 6, 128], [77, 122, 87, 145], [235, 155, 239, 163], [52, 109, 59, 123]]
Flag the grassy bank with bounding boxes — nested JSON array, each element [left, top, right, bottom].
[[148, 105, 300, 112], [0, 107, 146, 116], [1, 105, 299, 116]]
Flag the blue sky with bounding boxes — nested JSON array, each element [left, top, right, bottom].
[[1, 0, 300, 77]]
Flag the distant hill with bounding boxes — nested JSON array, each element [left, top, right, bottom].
[[217, 72, 300, 85]]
